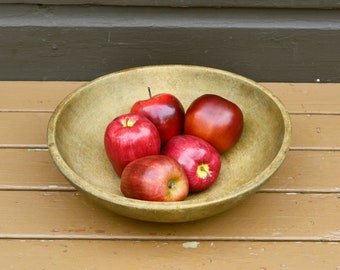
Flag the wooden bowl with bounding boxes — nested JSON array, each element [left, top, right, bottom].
[[47, 65, 291, 223]]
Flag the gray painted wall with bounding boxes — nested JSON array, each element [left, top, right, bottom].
[[1, 3, 340, 82]]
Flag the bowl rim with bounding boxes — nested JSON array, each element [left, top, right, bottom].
[[47, 64, 292, 211]]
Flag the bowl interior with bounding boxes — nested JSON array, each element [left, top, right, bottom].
[[48, 65, 291, 222]]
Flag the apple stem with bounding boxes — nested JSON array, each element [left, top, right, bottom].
[[148, 87, 152, 98], [122, 117, 136, 127], [201, 166, 211, 176]]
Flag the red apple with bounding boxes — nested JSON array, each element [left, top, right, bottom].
[[184, 94, 243, 153], [120, 155, 189, 202], [162, 134, 221, 192], [104, 113, 161, 176], [130, 88, 185, 145]]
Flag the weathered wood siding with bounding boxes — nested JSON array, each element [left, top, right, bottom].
[[0, 3, 339, 82]]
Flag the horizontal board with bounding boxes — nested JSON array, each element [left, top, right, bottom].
[[262, 150, 340, 192], [1, 149, 340, 193], [0, 81, 85, 111], [0, 149, 72, 190], [264, 83, 340, 114], [0, 191, 339, 240], [1, 82, 340, 114], [291, 114, 340, 149], [1, 7, 340, 81], [0, 112, 50, 146], [0, 240, 339, 270], [1, 112, 339, 148]]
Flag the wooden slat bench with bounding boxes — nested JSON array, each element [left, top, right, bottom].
[[0, 82, 339, 269]]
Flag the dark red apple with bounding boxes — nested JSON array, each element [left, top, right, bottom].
[[104, 113, 161, 176], [184, 94, 243, 153], [120, 155, 189, 202], [130, 88, 185, 145], [162, 134, 221, 192]]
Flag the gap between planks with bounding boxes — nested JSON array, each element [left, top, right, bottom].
[[1, 186, 340, 194], [0, 234, 339, 242]]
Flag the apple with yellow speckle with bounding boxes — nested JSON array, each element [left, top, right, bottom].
[[104, 113, 161, 176], [120, 155, 189, 202], [162, 134, 221, 192]]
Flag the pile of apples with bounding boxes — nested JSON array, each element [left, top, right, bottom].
[[104, 88, 243, 202]]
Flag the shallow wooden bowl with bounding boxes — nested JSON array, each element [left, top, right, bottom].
[[47, 65, 291, 223]]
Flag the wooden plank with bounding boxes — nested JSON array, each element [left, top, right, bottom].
[[0, 112, 50, 146], [1, 82, 339, 113], [1, 113, 339, 148], [0, 81, 85, 111], [1, 149, 340, 192], [264, 83, 340, 114], [0, 240, 339, 270], [0, 149, 73, 190], [263, 150, 340, 192], [291, 114, 340, 149], [0, 191, 339, 240]]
